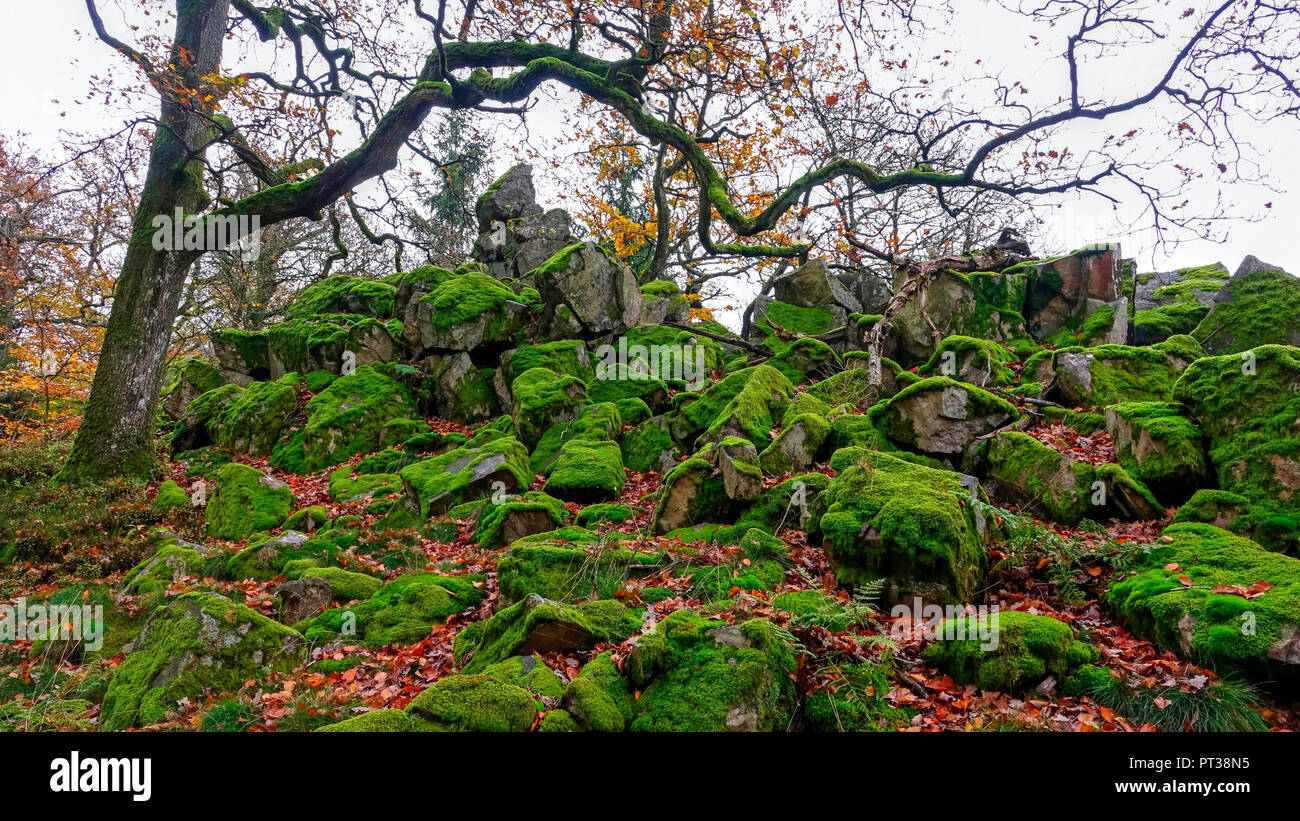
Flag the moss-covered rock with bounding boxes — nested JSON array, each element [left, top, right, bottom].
[[623, 609, 795, 732], [919, 336, 1018, 387], [285, 275, 396, 320], [121, 542, 206, 597], [986, 431, 1161, 525], [283, 505, 329, 533], [474, 491, 568, 550], [270, 365, 420, 473], [544, 438, 626, 502], [205, 462, 294, 540], [872, 377, 1017, 456], [619, 414, 680, 473], [509, 367, 588, 448], [403, 271, 538, 352], [1105, 402, 1208, 501], [1192, 269, 1300, 354], [404, 674, 537, 732], [653, 445, 731, 534], [160, 356, 226, 420], [151, 480, 189, 514], [574, 503, 634, 529], [299, 567, 383, 602], [922, 610, 1099, 693], [316, 708, 412, 732], [100, 592, 305, 730], [808, 449, 986, 603], [399, 436, 533, 518], [1052, 344, 1187, 407], [1173, 345, 1300, 551], [496, 528, 666, 604], [561, 651, 635, 731], [300, 572, 485, 647], [482, 653, 564, 701], [454, 594, 641, 673], [1106, 523, 1300, 684]]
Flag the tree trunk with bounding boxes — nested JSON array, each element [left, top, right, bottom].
[[56, 0, 231, 482]]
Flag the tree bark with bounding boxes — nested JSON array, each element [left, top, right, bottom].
[[56, 0, 231, 482]]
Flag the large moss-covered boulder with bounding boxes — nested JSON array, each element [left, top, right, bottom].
[[420, 352, 499, 424], [100, 592, 305, 730], [205, 462, 294, 540], [808, 449, 986, 603], [298, 567, 384, 602], [1022, 245, 1125, 338], [1105, 401, 1208, 502], [509, 367, 588, 448], [873, 377, 1017, 457], [544, 438, 626, 502], [619, 414, 680, 473], [1131, 262, 1228, 345], [918, 335, 1018, 387], [404, 674, 537, 732], [226, 530, 315, 581], [453, 594, 641, 673], [207, 379, 297, 457], [890, 268, 1028, 365], [986, 431, 1161, 525], [399, 436, 532, 518], [270, 365, 420, 473], [530, 241, 643, 338], [316, 709, 413, 733], [1106, 523, 1300, 684], [285, 274, 396, 320], [160, 356, 226, 419], [264, 314, 402, 378], [1052, 343, 1189, 407], [1192, 268, 1300, 354], [475, 491, 568, 550], [531, 401, 621, 475], [653, 445, 731, 534], [496, 527, 666, 604], [1173, 345, 1300, 551], [923, 610, 1100, 693], [300, 572, 486, 647], [623, 609, 795, 732], [402, 271, 538, 353]]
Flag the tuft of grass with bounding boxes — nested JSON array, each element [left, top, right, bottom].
[[1086, 669, 1268, 732]]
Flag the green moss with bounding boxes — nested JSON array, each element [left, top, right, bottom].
[[300, 572, 485, 647], [283, 505, 329, 532], [151, 480, 189, 513], [803, 662, 912, 732], [299, 567, 383, 601], [1052, 344, 1184, 407], [919, 336, 1018, 386], [1106, 401, 1207, 492], [1045, 303, 1116, 348], [270, 365, 419, 474], [619, 415, 678, 473], [624, 610, 795, 732], [699, 365, 794, 449], [482, 653, 565, 702], [285, 275, 396, 319], [1106, 523, 1300, 681], [496, 528, 666, 603], [755, 301, 835, 338], [531, 402, 621, 475], [575, 503, 634, 529], [398, 436, 533, 518], [684, 559, 785, 600], [121, 543, 205, 597], [475, 491, 568, 549], [423, 271, 532, 332], [316, 709, 412, 732], [561, 651, 635, 731], [1173, 345, 1300, 550], [404, 674, 537, 732], [100, 592, 305, 730], [1193, 270, 1300, 354], [205, 462, 293, 540], [923, 610, 1099, 693], [809, 450, 984, 601], [510, 367, 588, 447], [545, 438, 626, 502], [454, 594, 641, 673]]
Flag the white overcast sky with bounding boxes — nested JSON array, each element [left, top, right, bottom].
[[1, 0, 1295, 327]]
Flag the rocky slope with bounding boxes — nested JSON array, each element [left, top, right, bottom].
[[5, 164, 1299, 733]]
